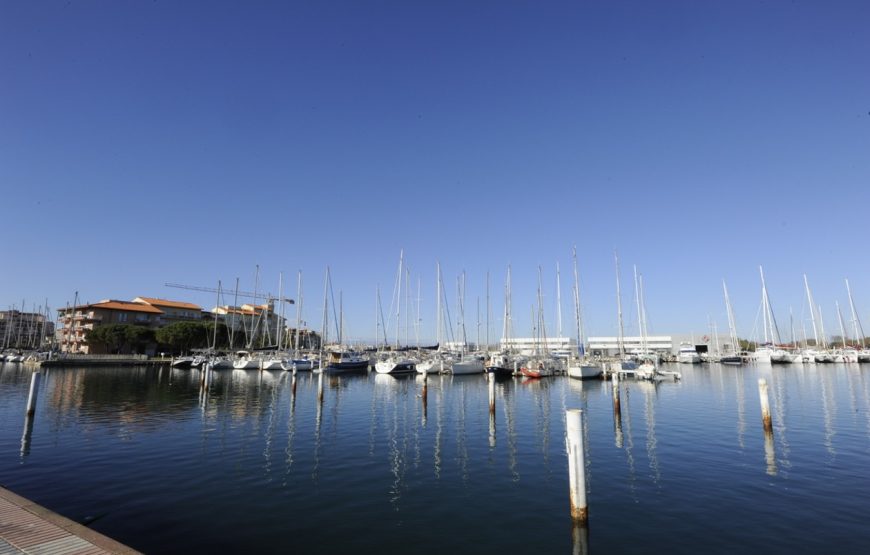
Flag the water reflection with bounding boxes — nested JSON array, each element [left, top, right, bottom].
[[20, 414, 34, 458], [764, 429, 777, 476], [819, 368, 837, 459], [639, 381, 661, 485], [736, 370, 746, 449], [8, 363, 870, 553], [770, 373, 791, 473], [571, 522, 590, 555]]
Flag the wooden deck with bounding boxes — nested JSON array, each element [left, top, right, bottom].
[[0, 488, 140, 555]]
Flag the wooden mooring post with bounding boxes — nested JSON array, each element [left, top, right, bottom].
[[565, 409, 588, 523], [488, 371, 496, 415], [758, 378, 773, 433], [611, 370, 621, 416]]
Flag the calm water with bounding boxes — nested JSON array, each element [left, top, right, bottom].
[[1, 362, 870, 554]]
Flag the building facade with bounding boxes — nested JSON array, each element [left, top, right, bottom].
[[132, 297, 203, 322], [1, 310, 55, 350]]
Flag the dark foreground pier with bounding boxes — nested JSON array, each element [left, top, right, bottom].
[[0, 487, 139, 554]]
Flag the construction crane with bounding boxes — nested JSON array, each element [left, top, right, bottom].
[[164, 283, 295, 305]]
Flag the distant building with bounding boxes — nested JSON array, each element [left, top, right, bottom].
[[57, 300, 164, 354], [0, 310, 54, 350], [210, 304, 287, 348], [499, 336, 577, 357], [587, 336, 674, 357], [132, 297, 202, 323]]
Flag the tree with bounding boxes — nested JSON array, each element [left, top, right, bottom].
[[125, 325, 155, 353], [155, 321, 211, 355], [86, 324, 146, 354]]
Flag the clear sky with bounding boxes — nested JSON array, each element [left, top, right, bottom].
[[2, 1, 869, 345]]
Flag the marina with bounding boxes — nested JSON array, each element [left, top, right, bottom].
[[2, 361, 870, 553]]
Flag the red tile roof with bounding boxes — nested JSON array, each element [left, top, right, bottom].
[[63, 301, 164, 314], [134, 297, 202, 310]]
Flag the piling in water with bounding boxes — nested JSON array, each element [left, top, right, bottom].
[[611, 372, 621, 416], [317, 371, 324, 403], [421, 370, 428, 409], [488, 372, 496, 415], [26, 371, 41, 417], [572, 522, 590, 555], [565, 409, 588, 523], [758, 378, 772, 433]]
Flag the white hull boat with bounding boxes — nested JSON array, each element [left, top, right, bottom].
[[566, 363, 602, 380]]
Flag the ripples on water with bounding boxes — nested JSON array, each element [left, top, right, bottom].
[[2, 363, 870, 554]]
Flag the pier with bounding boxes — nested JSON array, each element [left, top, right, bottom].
[[0, 487, 139, 554]]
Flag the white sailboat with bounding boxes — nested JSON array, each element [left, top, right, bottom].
[[449, 271, 484, 375], [375, 251, 418, 374], [566, 247, 601, 380], [845, 279, 870, 362], [834, 300, 859, 363], [614, 252, 636, 371], [721, 281, 744, 365], [754, 266, 790, 364]]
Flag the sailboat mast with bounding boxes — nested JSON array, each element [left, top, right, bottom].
[[759, 267, 770, 344], [572, 246, 585, 356], [321, 267, 330, 348], [817, 304, 828, 349], [846, 279, 865, 349], [436, 262, 442, 347], [212, 281, 221, 352], [396, 250, 403, 349], [556, 261, 563, 339], [504, 265, 513, 346], [723, 281, 739, 352], [804, 274, 820, 347], [486, 271, 490, 352], [633, 265, 643, 352], [277, 273, 284, 351], [615, 252, 625, 357], [295, 271, 303, 353], [416, 275, 421, 348], [836, 301, 847, 347]]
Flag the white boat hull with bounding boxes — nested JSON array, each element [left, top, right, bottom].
[[451, 359, 484, 374], [567, 365, 602, 379]]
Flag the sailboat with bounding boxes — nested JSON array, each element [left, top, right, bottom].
[[754, 266, 790, 364], [633, 266, 680, 381], [449, 271, 484, 375], [317, 268, 370, 374], [484, 265, 522, 376], [720, 280, 744, 365], [375, 251, 419, 374], [614, 252, 637, 371], [633, 266, 658, 379], [833, 301, 859, 363], [520, 267, 557, 379], [566, 247, 601, 380], [845, 279, 870, 362]]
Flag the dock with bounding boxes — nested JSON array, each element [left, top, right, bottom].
[[0, 487, 140, 554]]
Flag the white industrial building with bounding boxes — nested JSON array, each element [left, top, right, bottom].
[[499, 336, 577, 357]]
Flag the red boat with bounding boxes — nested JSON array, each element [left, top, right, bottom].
[[520, 361, 554, 379]]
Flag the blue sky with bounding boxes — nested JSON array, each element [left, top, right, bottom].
[[2, 1, 869, 344]]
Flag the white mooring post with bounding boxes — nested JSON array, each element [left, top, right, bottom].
[[317, 371, 324, 404], [565, 409, 588, 523], [422, 369, 428, 404], [758, 378, 773, 433], [26, 371, 42, 417]]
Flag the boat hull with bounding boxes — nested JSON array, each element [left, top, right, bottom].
[[566, 365, 602, 379]]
